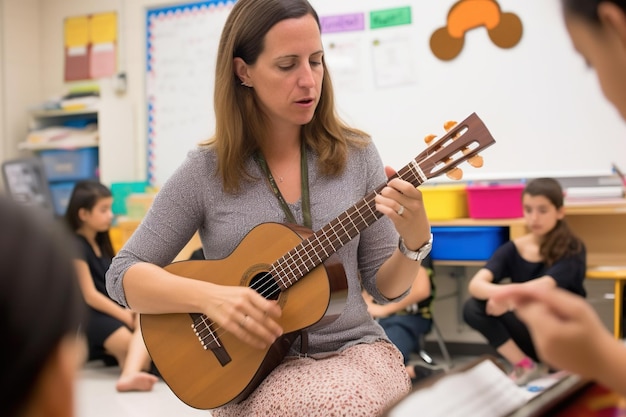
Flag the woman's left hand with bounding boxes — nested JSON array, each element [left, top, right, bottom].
[[374, 166, 431, 250], [363, 293, 388, 318]]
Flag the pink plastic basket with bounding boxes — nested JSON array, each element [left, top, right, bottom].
[[466, 184, 525, 219]]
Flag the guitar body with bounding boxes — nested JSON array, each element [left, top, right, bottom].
[[140, 112, 497, 410], [140, 222, 348, 409]]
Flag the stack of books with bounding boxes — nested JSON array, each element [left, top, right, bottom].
[[564, 186, 625, 205]]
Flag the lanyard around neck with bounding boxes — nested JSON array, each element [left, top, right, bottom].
[[255, 143, 312, 229]]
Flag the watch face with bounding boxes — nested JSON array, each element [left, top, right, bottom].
[[417, 243, 432, 260]]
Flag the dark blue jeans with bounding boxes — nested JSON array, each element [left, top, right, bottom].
[[378, 314, 432, 364]]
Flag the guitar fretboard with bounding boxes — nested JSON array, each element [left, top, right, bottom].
[[270, 159, 428, 291]]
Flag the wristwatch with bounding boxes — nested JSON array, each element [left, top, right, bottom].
[[398, 233, 433, 261]]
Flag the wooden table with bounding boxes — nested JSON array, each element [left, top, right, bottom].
[[586, 267, 626, 339]]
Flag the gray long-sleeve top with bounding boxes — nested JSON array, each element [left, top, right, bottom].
[[106, 140, 405, 357]]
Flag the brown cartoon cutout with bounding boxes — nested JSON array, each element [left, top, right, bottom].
[[430, 0, 523, 61]]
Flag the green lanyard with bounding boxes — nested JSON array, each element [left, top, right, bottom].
[[255, 143, 312, 229]]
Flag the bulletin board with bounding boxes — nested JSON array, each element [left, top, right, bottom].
[[145, 0, 626, 187]]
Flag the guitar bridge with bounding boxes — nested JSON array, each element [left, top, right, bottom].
[[190, 313, 231, 366]]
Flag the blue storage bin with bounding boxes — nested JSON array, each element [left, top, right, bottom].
[[431, 226, 508, 261], [49, 181, 76, 216], [39, 147, 98, 182], [62, 117, 97, 128]]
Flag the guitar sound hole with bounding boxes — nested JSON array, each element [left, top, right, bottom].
[[249, 272, 280, 301]]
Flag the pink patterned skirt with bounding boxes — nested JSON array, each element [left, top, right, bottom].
[[212, 340, 410, 417]]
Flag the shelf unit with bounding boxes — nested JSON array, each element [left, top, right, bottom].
[[21, 107, 99, 149], [20, 108, 100, 215], [18, 93, 137, 215]]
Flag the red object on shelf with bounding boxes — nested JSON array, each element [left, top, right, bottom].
[[467, 184, 525, 219]]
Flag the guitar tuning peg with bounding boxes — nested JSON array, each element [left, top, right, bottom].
[[444, 120, 462, 139], [443, 121, 457, 131], [446, 167, 463, 180], [468, 155, 484, 168], [424, 134, 436, 145]]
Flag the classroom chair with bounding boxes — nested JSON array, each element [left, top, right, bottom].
[[417, 317, 453, 370]]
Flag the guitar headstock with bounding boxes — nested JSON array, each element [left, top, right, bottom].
[[395, 113, 496, 187]]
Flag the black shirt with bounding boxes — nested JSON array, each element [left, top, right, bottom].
[[75, 234, 113, 297], [485, 240, 586, 297]]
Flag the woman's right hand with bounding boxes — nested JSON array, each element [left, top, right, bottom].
[[204, 284, 283, 350]]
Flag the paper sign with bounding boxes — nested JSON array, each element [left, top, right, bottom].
[[370, 7, 412, 30], [320, 13, 365, 34], [90, 12, 118, 44], [64, 16, 90, 47]]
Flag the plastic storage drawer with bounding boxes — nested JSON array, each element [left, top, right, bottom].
[[431, 226, 508, 261], [466, 184, 525, 219], [39, 147, 98, 182], [420, 184, 468, 220], [49, 181, 76, 216]]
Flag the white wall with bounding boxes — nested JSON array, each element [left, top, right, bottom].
[[37, 0, 181, 181], [0, 0, 41, 165], [0, 0, 182, 181], [21, 0, 626, 185]]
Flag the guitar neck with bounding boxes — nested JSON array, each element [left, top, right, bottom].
[[270, 112, 495, 292], [271, 186, 384, 291]]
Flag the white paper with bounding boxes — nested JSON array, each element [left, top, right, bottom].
[[388, 361, 529, 417]]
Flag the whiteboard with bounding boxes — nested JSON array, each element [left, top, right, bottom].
[[146, 0, 626, 187]]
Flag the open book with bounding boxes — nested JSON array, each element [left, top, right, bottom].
[[383, 356, 590, 417]]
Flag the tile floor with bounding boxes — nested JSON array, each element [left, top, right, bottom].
[[75, 351, 478, 417], [76, 365, 212, 417]]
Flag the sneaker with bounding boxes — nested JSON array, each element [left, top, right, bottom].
[[509, 363, 549, 386]]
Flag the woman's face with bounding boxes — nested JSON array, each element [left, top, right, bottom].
[[565, 5, 626, 120], [522, 194, 564, 238], [234, 14, 324, 134]]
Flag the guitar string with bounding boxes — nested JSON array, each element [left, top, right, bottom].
[[192, 163, 428, 350], [192, 132, 482, 348], [236, 137, 467, 317], [192, 150, 458, 349], [191, 159, 433, 347], [192, 192, 384, 348], [196, 146, 472, 349]]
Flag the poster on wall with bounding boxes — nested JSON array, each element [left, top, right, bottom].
[[64, 12, 118, 81]]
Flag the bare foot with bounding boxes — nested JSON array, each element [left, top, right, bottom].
[[115, 372, 159, 392]]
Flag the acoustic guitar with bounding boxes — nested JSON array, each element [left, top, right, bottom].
[[140, 112, 496, 409]]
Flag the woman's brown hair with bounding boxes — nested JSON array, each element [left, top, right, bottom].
[[203, 0, 369, 193]]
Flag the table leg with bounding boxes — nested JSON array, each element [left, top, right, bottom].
[[451, 266, 466, 332], [615, 280, 624, 339]]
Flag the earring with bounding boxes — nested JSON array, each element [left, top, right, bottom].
[[241, 81, 252, 88]]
